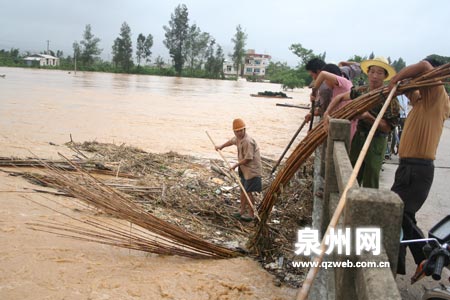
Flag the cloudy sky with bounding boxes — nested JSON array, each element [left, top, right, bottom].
[[1, 0, 448, 66]]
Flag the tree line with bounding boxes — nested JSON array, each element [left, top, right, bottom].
[[0, 4, 245, 79], [68, 4, 233, 78], [0, 3, 449, 89], [266, 45, 449, 92]]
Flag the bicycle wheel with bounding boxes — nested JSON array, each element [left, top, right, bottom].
[[422, 286, 450, 300]]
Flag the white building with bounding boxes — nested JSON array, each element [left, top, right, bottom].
[[243, 49, 271, 77], [223, 60, 237, 77], [24, 54, 60, 67]]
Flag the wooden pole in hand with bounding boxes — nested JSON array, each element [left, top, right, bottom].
[[296, 83, 400, 300], [206, 131, 260, 222], [308, 101, 315, 131]]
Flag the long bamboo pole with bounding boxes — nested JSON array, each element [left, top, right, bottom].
[[296, 83, 400, 300], [206, 131, 261, 222], [308, 100, 315, 131], [271, 119, 308, 176]]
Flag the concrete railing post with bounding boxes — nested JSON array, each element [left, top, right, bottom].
[[323, 119, 350, 234], [345, 188, 403, 274], [338, 188, 403, 300]]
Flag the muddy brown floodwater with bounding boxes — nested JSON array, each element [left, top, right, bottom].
[[0, 67, 311, 300]]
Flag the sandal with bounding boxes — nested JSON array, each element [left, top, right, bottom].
[[240, 215, 254, 222]]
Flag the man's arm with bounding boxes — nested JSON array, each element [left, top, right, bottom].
[[338, 61, 359, 67], [230, 158, 251, 170], [215, 139, 234, 151], [312, 71, 337, 96], [338, 61, 362, 80], [405, 90, 421, 106], [389, 60, 433, 89], [324, 91, 351, 115], [322, 91, 351, 132], [357, 112, 392, 133]]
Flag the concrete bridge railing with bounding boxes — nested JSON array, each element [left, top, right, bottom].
[[309, 119, 403, 300]]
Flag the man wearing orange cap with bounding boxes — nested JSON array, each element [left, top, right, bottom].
[[215, 118, 262, 222]]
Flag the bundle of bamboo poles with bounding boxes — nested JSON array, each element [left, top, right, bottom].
[[249, 63, 450, 251], [27, 154, 240, 259], [0, 156, 136, 178]]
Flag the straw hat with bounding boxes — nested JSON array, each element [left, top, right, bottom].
[[232, 118, 246, 131], [360, 56, 396, 81]]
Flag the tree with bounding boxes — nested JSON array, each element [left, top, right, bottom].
[[205, 39, 225, 79], [155, 55, 165, 69], [9, 48, 20, 61], [184, 24, 211, 71], [265, 61, 292, 83], [163, 4, 189, 75], [392, 57, 406, 72], [136, 34, 145, 66], [136, 33, 153, 66], [0, 48, 21, 65], [72, 42, 81, 65], [214, 45, 225, 78], [347, 55, 366, 63], [78, 24, 102, 66], [369, 51, 375, 59], [143, 34, 153, 63], [112, 22, 134, 72], [204, 39, 216, 76], [289, 43, 325, 66], [231, 24, 247, 77], [281, 73, 305, 91]]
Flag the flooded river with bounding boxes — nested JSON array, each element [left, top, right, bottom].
[[0, 67, 309, 159], [0, 66, 310, 300]]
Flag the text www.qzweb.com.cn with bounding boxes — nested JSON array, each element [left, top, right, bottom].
[[292, 260, 390, 270]]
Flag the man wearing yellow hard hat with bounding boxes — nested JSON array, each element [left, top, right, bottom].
[[215, 118, 262, 222], [323, 57, 400, 188]]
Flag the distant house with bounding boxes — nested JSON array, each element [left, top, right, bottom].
[[24, 54, 60, 67], [222, 50, 271, 79], [243, 49, 271, 78], [223, 60, 237, 77]]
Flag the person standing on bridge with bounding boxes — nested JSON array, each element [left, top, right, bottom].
[[388, 58, 450, 274], [305, 58, 362, 120], [307, 63, 358, 140], [323, 56, 400, 189]]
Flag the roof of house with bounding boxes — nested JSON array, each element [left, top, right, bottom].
[[246, 53, 271, 59], [24, 54, 59, 60]]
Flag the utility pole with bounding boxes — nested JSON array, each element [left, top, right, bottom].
[[46, 40, 50, 54]]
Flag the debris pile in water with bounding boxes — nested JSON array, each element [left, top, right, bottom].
[[1, 140, 313, 287]]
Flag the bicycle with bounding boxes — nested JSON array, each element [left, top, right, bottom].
[[385, 122, 402, 160], [401, 215, 450, 300]]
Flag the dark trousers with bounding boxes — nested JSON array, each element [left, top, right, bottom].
[[391, 158, 434, 274]]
